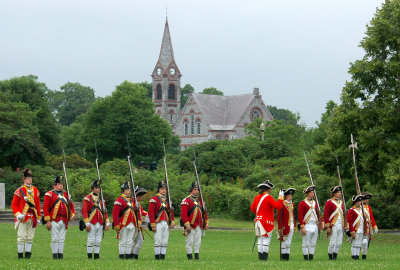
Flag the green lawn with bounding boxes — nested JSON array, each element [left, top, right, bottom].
[[0, 221, 399, 269]]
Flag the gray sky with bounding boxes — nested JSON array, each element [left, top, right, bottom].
[[0, 0, 384, 127]]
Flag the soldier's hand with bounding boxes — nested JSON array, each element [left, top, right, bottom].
[[205, 223, 209, 230], [152, 227, 157, 233], [115, 228, 120, 234], [70, 215, 75, 221], [169, 224, 175, 229], [86, 225, 91, 232], [46, 221, 51, 231], [300, 227, 306, 235], [105, 225, 110, 231], [352, 234, 356, 239], [186, 226, 191, 233], [374, 228, 378, 234]]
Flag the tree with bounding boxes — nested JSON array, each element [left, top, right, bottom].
[[267, 105, 301, 126], [47, 82, 96, 126], [180, 84, 194, 108], [199, 87, 223, 96], [136, 81, 152, 99]]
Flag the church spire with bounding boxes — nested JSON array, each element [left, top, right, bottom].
[[158, 18, 175, 70]]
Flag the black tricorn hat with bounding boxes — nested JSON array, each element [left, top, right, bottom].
[[135, 186, 147, 197], [330, 186, 342, 194], [121, 182, 130, 192], [54, 176, 63, 185], [303, 185, 316, 194], [257, 180, 274, 189], [157, 180, 167, 191], [352, 194, 364, 204], [22, 168, 33, 178], [190, 181, 199, 192], [91, 180, 101, 189], [361, 192, 373, 200], [283, 188, 296, 196]]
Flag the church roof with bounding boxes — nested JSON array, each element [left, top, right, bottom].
[[192, 93, 254, 130], [158, 19, 175, 70]]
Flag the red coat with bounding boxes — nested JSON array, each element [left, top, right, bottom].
[[298, 198, 322, 227], [11, 185, 41, 227], [323, 198, 345, 229], [364, 204, 377, 230], [347, 205, 369, 235], [250, 192, 283, 234], [43, 190, 75, 229], [148, 194, 174, 228], [112, 195, 138, 230], [82, 193, 110, 225], [277, 200, 296, 236], [180, 194, 208, 229]]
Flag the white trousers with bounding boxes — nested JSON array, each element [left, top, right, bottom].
[[302, 223, 318, 255], [186, 226, 203, 254], [119, 222, 135, 255], [132, 230, 143, 255], [51, 221, 66, 254], [328, 223, 343, 254], [281, 226, 294, 254], [351, 233, 368, 256], [362, 234, 370, 255], [257, 231, 272, 253], [17, 219, 36, 244], [154, 220, 169, 255], [87, 222, 103, 254]]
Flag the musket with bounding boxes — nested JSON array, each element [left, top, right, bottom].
[[335, 156, 349, 237], [278, 171, 284, 261], [304, 152, 322, 237], [251, 236, 257, 253], [126, 136, 140, 231], [193, 148, 207, 229], [349, 134, 371, 238], [162, 139, 174, 225], [94, 139, 108, 236], [62, 150, 72, 221]]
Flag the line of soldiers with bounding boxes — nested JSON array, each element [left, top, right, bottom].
[[11, 168, 208, 260], [251, 180, 378, 261]]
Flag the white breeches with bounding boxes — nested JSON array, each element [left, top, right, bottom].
[[257, 231, 272, 253], [87, 222, 103, 248], [351, 233, 368, 256], [119, 222, 135, 255], [362, 234, 370, 255], [17, 219, 36, 244], [281, 226, 294, 254], [328, 223, 343, 254], [154, 221, 169, 255], [302, 223, 318, 255], [186, 226, 203, 254], [51, 221, 66, 254], [132, 230, 143, 255]]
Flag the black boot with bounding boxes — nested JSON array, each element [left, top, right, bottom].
[[53, 253, 58, 259], [155, 254, 160, 260], [258, 252, 263, 260], [333, 253, 337, 260], [119, 254, 124, 259], [133, 254, 138, 260], [309, 254, 314, 260], [25, 252, 31, 259], [329, 253, 333, 260], [263, 252, 268, 261], [352, 255, 355, 260], [160, 254, 165, 260], [304, 254, 309, 260], [362, 255, 367, 260], [88, 253, 93, 259], [58, 253, 63, 259], [195, 253, 199, 260], [18, 253, 23, 259], [187, 253, 193, 260], [355, 255, 359, 260], [94, 253, 99, 259], [125, 253, 131, 259], [287, 254, 290, 261]]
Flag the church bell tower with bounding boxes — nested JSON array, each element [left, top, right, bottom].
[[152, 18, 181, 127]]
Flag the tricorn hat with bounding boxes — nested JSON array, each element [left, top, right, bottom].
[[257, 180, 274, 189], [283, 188, 296, 196], [361, 192, 373, 200], [22, 168, 33, 178], [157, 180, 167, 191], [91, 180, 101, 189], [121, 182, 130, 192], [330, 186, 342, 194], [352, 194, 364, 204], [303, 185, 316, 194], [190, 181, 199, 192], [135, 186, 147, 197], [54, 175, 63, 185]]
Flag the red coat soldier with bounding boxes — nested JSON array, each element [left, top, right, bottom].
[[361, 192, 378, 260], [347, 194, 368, 260], [11, 168, 41, 259], [277, 188, 296, 261], [131, 186, 149, 259]]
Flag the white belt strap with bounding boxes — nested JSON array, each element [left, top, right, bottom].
[[256, 194, 269, 215]]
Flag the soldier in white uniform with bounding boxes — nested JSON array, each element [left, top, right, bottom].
[[347, 194, 368, 260], [277, 188, 296, 261]]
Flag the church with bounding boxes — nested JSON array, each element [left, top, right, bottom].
[[151, 19, 273, 149]]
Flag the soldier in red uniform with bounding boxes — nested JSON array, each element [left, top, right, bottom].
[[82, 180, 110, 259], [43, 176, 75, 259], [112, 182, 138, 259], [11, 168, 41, 259], [181, 181, 209, 260], [131, 186, 148, 259], [361, 192, 378, 260], [250, 180, 284, 261], [148, 181, 175, 260], [298, 185, 323, 260], [347, 194, 368, 260], [324, 186, 347, 260], [277, 188, 296, 261]]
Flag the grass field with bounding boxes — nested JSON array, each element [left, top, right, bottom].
[[0, 220, 399, 270]]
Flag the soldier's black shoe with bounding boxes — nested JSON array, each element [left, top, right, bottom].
[[187, 253, 193, 260], [195, 253, 199, 260], [355, 255, 360, 260], [309, 254, 314, 260], [18, 253, 23, 259], [119, 254, 124, 259], [263, 252, 268, 261], [352, 255, 355, 260], [287, 254, 290, 261], [362, 255, 367, 260], [53, 254, 58, 259], [155, 254, 160, 260], [329, 253, 333, 260], [88, 253, 92, 259], [304, 254, 309, 260], [133, 254, 138, 259], [94, 253, 99, 259], [58, 253, 63, 259], [333, 253, 337, 260], [160, 254, 165, 260], [258, 252, 263, 260], [126, 253, 132, 259], [25, 252, 31, 259]]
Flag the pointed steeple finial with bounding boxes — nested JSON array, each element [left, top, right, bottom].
[[157, 17, 175, 69]]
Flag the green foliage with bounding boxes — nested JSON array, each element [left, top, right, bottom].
[[46, 154, 93, 170], [267, 105, 301, 126], [60, 121, 85, 156], [199, 87, 223, 96], [180, 84, 194, 109]]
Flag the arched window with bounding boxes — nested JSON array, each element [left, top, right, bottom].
[[184, 120, 188, 135], [197, 119, 201, 134], [168, 84, 175, 100], [190, 112, 194, 135], [156, 84, 162, 100]]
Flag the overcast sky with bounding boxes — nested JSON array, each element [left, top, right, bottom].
[[0, 0, 384, 127]]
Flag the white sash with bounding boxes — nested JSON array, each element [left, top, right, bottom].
[[303, 199, 317, 223], [352, 207, 363, 228], [256, 194, 269, 215], [329, 199, 343, 220]]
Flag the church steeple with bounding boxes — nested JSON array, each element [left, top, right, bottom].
[[152, 18, 181, 127]]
